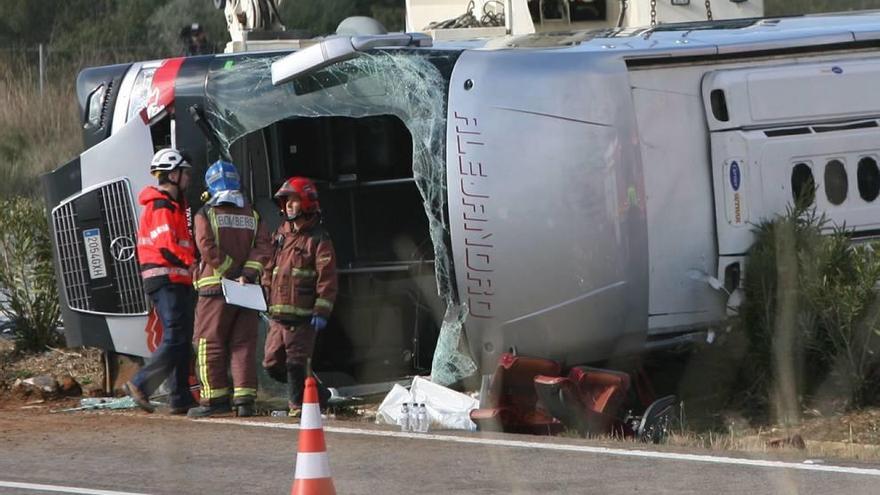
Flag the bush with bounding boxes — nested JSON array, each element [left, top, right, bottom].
[[801, 235, 880, 408], [739, 205, 880, 423], [0, 197, 61, 352]]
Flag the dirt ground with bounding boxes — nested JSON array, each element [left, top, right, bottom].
[[0, 339, 103, 394], [2, 338, 880, 460]]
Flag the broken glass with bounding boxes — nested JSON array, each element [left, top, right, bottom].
[[204, 48, 476, 385], [431, 303, 477, 386], [52, 397, 151, 412]]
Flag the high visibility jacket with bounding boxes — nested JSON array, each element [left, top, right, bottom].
[[193, 202, 272, 296], [136, 186, 196, 290], [263, 217, 338, 322]]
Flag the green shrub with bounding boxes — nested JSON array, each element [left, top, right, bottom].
[[739, 205, 880, 423], [801, 236, 880, 408], [0, 197, 61, 352]]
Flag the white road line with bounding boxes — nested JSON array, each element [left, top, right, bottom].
[[0, 481, 150, 495], [202, 418, 880, 478]]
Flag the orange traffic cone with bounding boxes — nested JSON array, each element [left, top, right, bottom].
[[291, 377, 336, 495]]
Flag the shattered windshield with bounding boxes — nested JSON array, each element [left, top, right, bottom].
[[204, 49, 475, 385]]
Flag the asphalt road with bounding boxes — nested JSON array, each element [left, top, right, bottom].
[[0, 410, 877, 495]]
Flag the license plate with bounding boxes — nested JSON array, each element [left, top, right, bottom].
[[82, 228, 108, 279]]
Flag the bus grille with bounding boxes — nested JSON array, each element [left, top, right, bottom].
[[52, 180, 148, 315], [52, 201, 92, 312]]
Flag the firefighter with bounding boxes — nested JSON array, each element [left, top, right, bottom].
[[125, 148, 197, 414], [187, 160, 272, 418], [262, 177, 337, 417]]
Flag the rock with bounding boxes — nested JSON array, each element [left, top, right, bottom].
[[12, 375, 60, 399], [768, 434, 806, 450], [59, 375, 82, 397]]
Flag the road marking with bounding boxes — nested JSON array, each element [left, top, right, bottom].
[[0, 481, 150, 495], [203, 418, 880, 478]]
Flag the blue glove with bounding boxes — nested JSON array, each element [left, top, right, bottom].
[[311, 315, 328, 332]]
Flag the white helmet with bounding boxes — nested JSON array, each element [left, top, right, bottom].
[[150, 148, 192, 175]]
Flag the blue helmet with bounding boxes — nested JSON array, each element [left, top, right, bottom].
[[205, 160, 241, 196]]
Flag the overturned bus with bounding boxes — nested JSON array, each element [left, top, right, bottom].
[[42, 12, 880, 390]]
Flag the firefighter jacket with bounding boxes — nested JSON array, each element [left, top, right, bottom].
[[263, 217, 338, 323], [136, 186, 196, 292], [193, 202, 272, 296]]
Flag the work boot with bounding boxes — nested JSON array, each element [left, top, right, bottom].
[[186, 397, 232, 418], [123, 381, 155, 413], [233, 397, 256, 418], [287, 364, 306, 407]]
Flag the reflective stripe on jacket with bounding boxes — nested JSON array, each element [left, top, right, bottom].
[[263, 217, 338, 322], [193, 202, 272, 296], [136, 186, 195, 287]]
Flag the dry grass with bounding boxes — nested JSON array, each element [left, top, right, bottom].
[[0, 57, 82, 198], [654, 405, 880, 462], [558, 418, 880, 462], [554, 400, 880, 462], [665, 429, 880, 462]]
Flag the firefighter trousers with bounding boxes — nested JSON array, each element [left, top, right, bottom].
[[193, 295, 258, 404], [262, 319, 317, 372], [262, 319, 318, 407]]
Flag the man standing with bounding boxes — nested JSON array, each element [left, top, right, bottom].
[[188, 160, 272, 418], [262, 177, 337, 417], [125, 148, 197, 414]]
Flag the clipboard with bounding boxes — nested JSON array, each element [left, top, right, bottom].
[[221, 278, 268, 311]]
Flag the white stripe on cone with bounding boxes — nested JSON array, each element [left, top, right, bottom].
[[300, 403, 322, 430], [294, 452, 332, 479]]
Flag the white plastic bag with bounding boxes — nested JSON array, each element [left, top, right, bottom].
[[376, 377, 479, 431], [375, 384, 413, 427]]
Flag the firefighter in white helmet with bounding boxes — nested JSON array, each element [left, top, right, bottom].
[[125, 148, 197, 414]]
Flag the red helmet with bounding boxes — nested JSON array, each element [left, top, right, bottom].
[[274, 177, 319, 214]]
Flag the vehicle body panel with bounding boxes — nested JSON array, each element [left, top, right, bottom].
[[42, 13, 880, 377]]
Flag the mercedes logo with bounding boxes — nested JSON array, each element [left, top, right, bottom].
[[110, 236, 136, 262]]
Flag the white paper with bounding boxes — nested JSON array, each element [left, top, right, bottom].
[[221, 278, 267, 311]]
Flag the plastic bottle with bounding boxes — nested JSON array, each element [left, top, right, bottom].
[[409, 402, 419, 433], [270, 410, 287, 417], [417, 403, 429, 433], [400, 403, 410, 432]]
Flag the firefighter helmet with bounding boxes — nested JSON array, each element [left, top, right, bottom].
[[150, 148, 192, 175], [274, 177, 319, 214], [205, 160, 241, 195]]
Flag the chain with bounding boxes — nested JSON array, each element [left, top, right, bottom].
[[705, 0, 713, 21], [650, 0, 657, 27]]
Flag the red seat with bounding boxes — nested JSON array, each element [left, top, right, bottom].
[[470, 352, 563, 434], [534, 366, 632, 436], [569, 366, 630, 417]]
